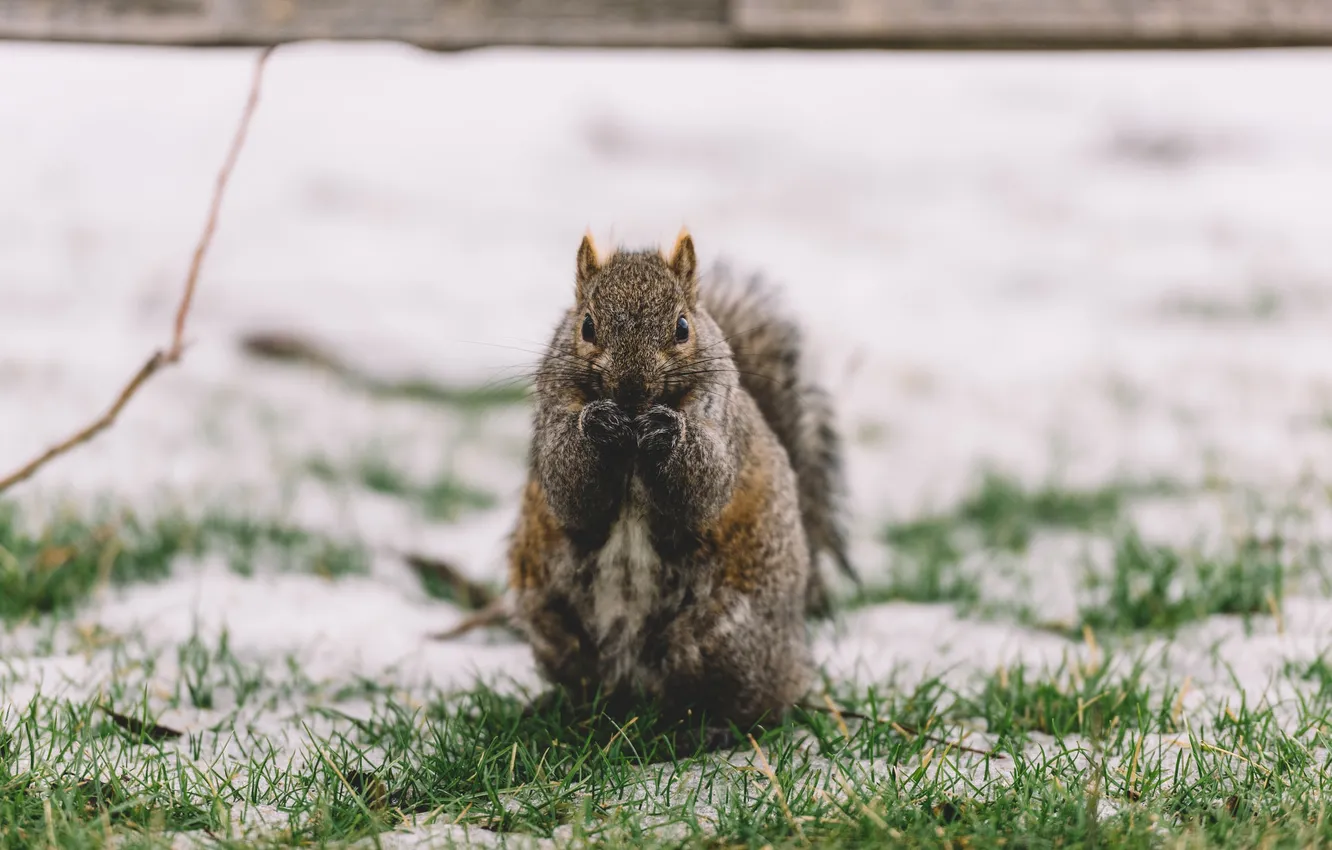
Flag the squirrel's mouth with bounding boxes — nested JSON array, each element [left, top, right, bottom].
[[611, 398, 651, 419], [610, 376, 653, 415], [586, 373, 686, 414]]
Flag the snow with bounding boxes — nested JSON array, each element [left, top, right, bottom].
[[4, 40, 1332, 839]]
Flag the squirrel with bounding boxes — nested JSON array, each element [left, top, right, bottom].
[[507, 231, 855, 750]]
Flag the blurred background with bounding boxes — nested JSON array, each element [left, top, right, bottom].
[[3, 0, 1332, 662], [10, 12, 1332, 849]]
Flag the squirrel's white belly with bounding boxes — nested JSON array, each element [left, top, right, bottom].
[[591, 486, 662, 686]]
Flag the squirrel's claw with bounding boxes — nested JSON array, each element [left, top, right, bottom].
[[579, 399, 636, 453], [634, 405, 683, 459]]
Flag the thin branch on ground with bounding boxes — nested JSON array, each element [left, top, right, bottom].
[[0, 46, 274, 495], [428, 597, 514, 642]]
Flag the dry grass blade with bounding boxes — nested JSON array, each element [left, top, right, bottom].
[[0, 45, 274, 495], [99, 706, 183, 742], [403, 552, 499, 610], [749, 734, 806, 843], [822, 692, 851, 741], [239, 329, 348, 372]]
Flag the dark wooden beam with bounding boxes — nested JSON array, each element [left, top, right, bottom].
[[1, 0, 1330, 49], [735, 0, 1332, 50], [0, 0, 729, 49]]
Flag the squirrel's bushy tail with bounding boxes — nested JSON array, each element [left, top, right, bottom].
[[700, 265, 859, 616]]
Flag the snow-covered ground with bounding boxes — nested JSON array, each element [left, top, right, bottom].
[[4, 41, 1332, 841]]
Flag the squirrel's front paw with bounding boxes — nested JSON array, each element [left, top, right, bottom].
[[580, 400, 635, 454], [635, 405, 684, 460]]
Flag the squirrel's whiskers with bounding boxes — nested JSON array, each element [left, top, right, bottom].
[[505, 231, 856, 755]]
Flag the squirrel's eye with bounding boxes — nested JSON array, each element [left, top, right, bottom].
[[581, 313, 596, 343], [675, 315, 690, 343]]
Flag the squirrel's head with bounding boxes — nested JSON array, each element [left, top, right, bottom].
[[552, 230, 720, 414]]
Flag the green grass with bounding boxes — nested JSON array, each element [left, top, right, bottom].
[[880, 515, 966, 589], [1072, 531, 1285, 636], [370, 377, 529, 410], [351, 451, 415, 497], [952, 659, 1180, 740], [1159, 287, 1284, 323], [860, 471, 1166, 610], [5, 633, 1332, 849], [861, 472, 1289, 640], [886, 470, 1139, 559], [238, 330, 531, 412], [865, 524, 1289, 638], [418, 475, 497, 521], [856, 539, 985, 608], [307, 449, 496, 522], [1285, 655, 1332, 699], [1, 479, 1327, 848], [0, 503, 366, 624]]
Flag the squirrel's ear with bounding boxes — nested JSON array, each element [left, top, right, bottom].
[[667, 230, 697, 296], [575, 233, 600, 299]]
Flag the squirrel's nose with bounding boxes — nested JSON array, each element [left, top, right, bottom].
[[613, 377, 648, 414]]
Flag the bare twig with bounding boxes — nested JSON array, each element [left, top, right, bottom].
[[0, 356, 166, 494], [0, 46, 274, 495], [389, 547, 517, 641], [891, 721, 998, 759], [170, 49, 273, 361], [428, 597, 513, 641]]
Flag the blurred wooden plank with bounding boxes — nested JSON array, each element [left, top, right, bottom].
[[735, 0, 1332, 48], [0, 0, 730, 48], [1, 0, 1331, 48]]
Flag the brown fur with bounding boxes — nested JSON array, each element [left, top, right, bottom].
[[508, 479, 562, 590], [699, 266, 859, 614], [706, 453, 772, 594], [506, 233, 844, 746]]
